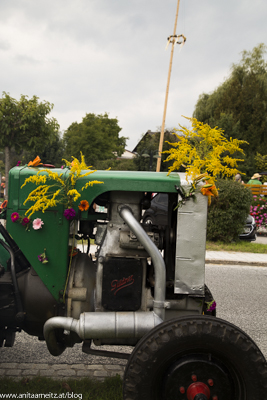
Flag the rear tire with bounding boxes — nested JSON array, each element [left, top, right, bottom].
[[123, 315, 267, 399]]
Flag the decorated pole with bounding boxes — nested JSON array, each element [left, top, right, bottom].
[[156, 0, 184, 172]]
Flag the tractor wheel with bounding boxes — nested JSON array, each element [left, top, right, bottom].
[[123, 315, 267, 400]]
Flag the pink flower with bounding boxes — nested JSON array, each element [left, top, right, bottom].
[[16, 161, 21, 166], [11, 212, 19, 222], [32, 218, 44, 230], [22, 217, 30, 226]]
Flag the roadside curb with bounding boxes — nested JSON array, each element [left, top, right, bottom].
[[205, 259, 267, 266], [0, 363, 125, 381]]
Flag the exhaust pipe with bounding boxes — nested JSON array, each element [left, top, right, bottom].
[[118, 205, 166, 320], [44, 311, 162, 356]]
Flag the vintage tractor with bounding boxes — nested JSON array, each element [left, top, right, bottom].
[[0, 164, 267, 399]]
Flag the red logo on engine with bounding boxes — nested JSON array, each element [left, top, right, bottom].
[[111, 275, 134, 295]]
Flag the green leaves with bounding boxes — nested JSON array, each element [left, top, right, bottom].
[[0, 92, 59, 196], [193, 44, 267, 179], [207, 179, 252, 242], [0, 92, 59, 150], [63, 112, 127, 167]]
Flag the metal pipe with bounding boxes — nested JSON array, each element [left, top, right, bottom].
[[43, 316, 79, 356], [44, 312, 162, 357], [118, 205, 166, 320]]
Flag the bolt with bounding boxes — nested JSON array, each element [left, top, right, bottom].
[[208, 379, 214, 386], [191, 374, 197, 382], [179, 386, 185, 394]]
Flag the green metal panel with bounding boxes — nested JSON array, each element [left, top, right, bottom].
[[7, 166, 70, 301], [75, 170, 180, 206], [6, 166, 180, 301]]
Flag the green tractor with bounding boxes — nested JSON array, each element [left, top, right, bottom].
[[0, 164, 266, 399]]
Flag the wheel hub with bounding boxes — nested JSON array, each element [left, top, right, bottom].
[[162, 353, 234, 400], [187, 382, 210, 400]]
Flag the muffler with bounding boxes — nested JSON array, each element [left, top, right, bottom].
[[44, 311, 162, 356]]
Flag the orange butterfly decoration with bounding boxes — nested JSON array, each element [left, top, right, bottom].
[[28, 156, 42, 167]]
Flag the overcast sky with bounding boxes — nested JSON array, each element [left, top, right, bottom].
[[0, 0, 266, 151]]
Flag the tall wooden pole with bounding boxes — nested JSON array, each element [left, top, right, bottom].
[[156, 0, 181, 172]]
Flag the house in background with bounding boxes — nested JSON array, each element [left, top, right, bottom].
[[117, 149, 136, 159], [132, 129, 176, 153], [132, 129, 178, 172], [132, 130, 158, 153]]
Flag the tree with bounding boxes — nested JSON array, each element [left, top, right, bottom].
[[0, 92, 59, 196], [193, 43, 267, 178], [94, 157, 136, 171], [254, 152, 267, 183], [63, 113, 127, 167], [22, 132, 65, 168]]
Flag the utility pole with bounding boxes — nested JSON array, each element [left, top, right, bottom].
[[156, 0, 183, 172]]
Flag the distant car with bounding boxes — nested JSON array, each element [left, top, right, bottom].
[[143, 193, 257, 242], [239, 214, 257, 241]]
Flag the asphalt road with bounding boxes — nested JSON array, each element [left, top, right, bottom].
[[1, 264, 267, 365], [205, 263, 267, 359]]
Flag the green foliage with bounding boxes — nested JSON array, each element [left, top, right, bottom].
[[193, 44, 267, 179], [22, 132, 65, 167], [207, 179, 252, 242], [255, 152, 267, 183], [95, 157, 136, 171], [134, 131, 178, 172], [0, 92, 59, 195], [0, 92, 59, 153], [63, 113, 127, 167], [0, 160, 4, 176]]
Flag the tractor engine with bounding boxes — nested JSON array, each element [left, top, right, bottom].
[[0, 167, 207, 354]]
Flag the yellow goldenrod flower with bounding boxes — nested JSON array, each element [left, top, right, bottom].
[[41, 170, 64, 185], [67, 189, 81, 202], [164, 117, 247, 181], [22, 153, 104, 217], [21, 175, 47, 188], [82, 180, 104, 191]]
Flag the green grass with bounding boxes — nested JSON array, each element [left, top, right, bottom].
[[0, 376, 123, 400], [206, 240, 267, 253]]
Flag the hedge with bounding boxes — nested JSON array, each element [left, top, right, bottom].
[[207, 179, 252, 242]]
